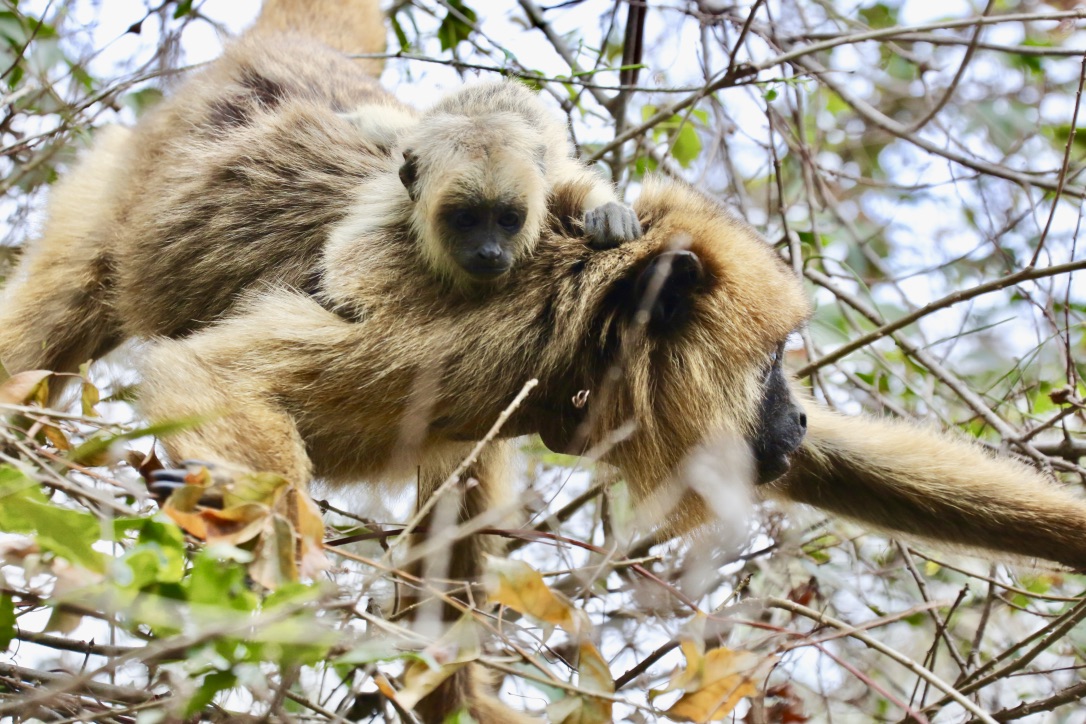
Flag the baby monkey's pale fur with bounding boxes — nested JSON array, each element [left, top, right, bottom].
[[341, 79, 641, 288], [2, 1, 1086, 722]]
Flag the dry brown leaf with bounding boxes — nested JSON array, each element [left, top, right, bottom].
[[0, 370, 51, 406], [398, 617, 480, 710], [282, 486, 330, 578], [486, 556, 587, 636], [658, 642, 777, 723], [248, 514, 298, 589], [161, 467, 328, 588]]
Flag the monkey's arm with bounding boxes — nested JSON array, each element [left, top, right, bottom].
[[768, 403, 1086, 569]]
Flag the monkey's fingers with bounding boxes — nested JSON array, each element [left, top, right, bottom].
[[147, 464, 225, 508], [585, 201, 643, 248]]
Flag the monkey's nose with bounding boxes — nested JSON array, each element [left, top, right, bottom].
[[476, 243, 503, 261]]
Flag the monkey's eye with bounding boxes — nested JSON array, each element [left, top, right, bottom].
[[497, 210, 523, 232], [451, 210, 479, 230]]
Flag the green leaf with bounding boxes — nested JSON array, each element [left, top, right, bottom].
[[0, 467, 105, 572], [185, 550, 258, 612], [69, 415, 206, 466], [186, 669, 237, 716], [389, 12, 410, 52], [858, 3, 897, 29], [113, 518, 186, 589], [172, 0, 194, 19], [436, 0, 476, 51], [670, 122, 702, 168], [0, 593, 14, 650], [121, 87, 164, 118]]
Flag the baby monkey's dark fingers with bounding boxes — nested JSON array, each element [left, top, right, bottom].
[[585, 201, 643, 249]]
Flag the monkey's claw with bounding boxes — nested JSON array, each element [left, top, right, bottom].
[[585, 201, 643, 248]]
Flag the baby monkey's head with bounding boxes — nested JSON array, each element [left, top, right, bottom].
[[398, 112, 549, 286]]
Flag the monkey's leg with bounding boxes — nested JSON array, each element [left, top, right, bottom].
[[0, 128, 130, 388], [770, 403, 1086, 569], [0, 250, 120, 383], [406, 442, 537, 723]]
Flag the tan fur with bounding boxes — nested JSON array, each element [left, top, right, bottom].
[[769, 403, 1086, 566], [0, 125, 131, 380], [4, 1, 1086, 721], [252, 0, 386, 74]]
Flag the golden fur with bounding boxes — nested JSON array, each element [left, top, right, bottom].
[[3, 1, 1086, 720]]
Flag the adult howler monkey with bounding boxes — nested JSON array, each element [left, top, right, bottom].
[[1, 1, 1085, 721]]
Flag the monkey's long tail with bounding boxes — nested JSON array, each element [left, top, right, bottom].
[[0, 126, 130, 399], [250, 0, 386, 74], [772, 403, 1086, 570]]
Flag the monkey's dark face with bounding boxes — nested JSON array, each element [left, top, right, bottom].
[[524, 178, 812, 494], [751, 347, 807, 483], [438, 200, 526, 280]]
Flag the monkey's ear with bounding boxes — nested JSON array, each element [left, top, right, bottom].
[[399, 148, 420, 201], [634, 250, 707, 332]]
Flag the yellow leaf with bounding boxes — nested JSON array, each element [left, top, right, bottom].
[[550, 642, 614, 724], [0, 370, 51, 406], [486, 557, 587, 635], [280, 486, 329, 578], [78, 362, 99, 417], [224, 471, 290, 507], [663, 645, 776, 723], [578, 641, 614, 696], [41, 423, 70, 451]]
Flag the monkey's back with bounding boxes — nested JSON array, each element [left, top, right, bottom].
[[111, 33, 406, 338]]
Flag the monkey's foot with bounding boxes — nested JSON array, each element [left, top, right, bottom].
[[584, 201, 643, 248]]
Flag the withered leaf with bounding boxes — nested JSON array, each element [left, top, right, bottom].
[[161, 467, 327, 589], [0, 370, 51, 406], [398, 618, 479, 710], [486, 556, 587, 636], [657, 642, 777, 722], [549, 641, 615, 724]]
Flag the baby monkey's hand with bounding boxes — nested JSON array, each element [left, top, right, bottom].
[[584, 201, 643, 249]]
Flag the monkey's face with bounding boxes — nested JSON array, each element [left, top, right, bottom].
[[401, 114, 549, 287], [524, 177, 810, 496], [436, 198, 528, 280]]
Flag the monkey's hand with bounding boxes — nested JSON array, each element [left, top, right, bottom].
[[584, 201, 643, 248]]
